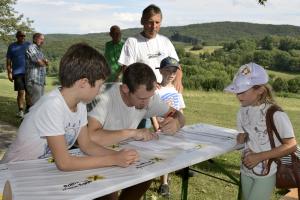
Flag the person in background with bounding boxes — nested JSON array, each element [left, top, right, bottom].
[[1, 43, 139, 173], [151, 56, 185, 197], [118, 4, 183, 93], [119, 4, 183, 129], [6, 30, 31, 118], [104, 25, 124, 82], [224, 62, 297, 200], [25, 32, 48, 108], [87, 62, 185, 200]]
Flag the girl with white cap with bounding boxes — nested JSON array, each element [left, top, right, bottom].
[[225, 62, 297, 200]]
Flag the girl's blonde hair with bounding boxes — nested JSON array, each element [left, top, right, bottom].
[[253, 84, 276, 105]]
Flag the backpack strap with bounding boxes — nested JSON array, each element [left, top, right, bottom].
[[265, 105, 284, 170], [266, 104, 283, 148], [266, 105, 300, 195]]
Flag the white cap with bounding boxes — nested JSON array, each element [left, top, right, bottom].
[[224, 62, 269, 94]]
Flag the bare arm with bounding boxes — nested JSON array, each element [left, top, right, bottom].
[[236, 132, 248, 144], [37, 59, 48, 67], [243, 137, 297, 169], [6, 58, 13, 82], [173, 65, 183, 93], [77, 125, 119, 156], [87, 116, 157, 146], [151, 116, 160, 132], [47, 126, 139, 171]]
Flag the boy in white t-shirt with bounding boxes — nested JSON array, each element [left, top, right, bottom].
[[152, 56, 185, 197], [1, 43, 139, 172]]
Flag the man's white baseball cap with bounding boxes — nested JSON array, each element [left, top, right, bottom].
[[224, 62, 269, 94]]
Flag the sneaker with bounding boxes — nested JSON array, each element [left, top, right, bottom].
[[158, 184, 170, 197], [16, 110, 24, 118]]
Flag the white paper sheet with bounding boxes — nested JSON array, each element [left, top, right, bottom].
[[3, 123, 239, 200]]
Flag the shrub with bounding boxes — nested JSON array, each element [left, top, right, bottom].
[[287, 77, 300, 93], [272, 78, 289, 92]]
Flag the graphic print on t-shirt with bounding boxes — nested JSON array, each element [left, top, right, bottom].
[[38, 120, 81, 159]]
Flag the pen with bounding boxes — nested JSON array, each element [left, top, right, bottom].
[[156, 110, 176, 132], [165, 110, 176, 118]]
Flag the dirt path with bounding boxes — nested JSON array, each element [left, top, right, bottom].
[[0, 121, 17, 160]]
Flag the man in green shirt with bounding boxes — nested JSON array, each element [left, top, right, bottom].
[[104, 25, 124, 82]]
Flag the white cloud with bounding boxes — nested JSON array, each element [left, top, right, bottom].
[[69, 3, 118, 12], [113, 12, 141, 22], [19, 0, 67, 5], [14, 0, 300, 34]]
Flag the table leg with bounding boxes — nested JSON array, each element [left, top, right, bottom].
[[180, 167, 190, 200]]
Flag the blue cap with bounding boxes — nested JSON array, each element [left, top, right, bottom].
[[157, 56, 179, 69]]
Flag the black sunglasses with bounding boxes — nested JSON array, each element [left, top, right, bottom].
[[17, 35, 26, 38]]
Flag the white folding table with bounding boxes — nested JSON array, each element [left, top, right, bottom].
[[1, 123, 241, 200]]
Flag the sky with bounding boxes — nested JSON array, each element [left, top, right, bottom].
[[15, 0, 300, 34]]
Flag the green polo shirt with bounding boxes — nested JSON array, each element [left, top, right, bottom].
[[104, 40, 124, 82]]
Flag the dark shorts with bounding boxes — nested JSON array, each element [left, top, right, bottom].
[[13, 74, 26, 91]]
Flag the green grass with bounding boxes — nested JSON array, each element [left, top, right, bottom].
[[0, 73, 299, 200], [268, 70, 300, 80], [0, 74, 58, 126], [185, 46, 223, 55]]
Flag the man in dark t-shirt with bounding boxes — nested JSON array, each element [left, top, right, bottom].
[[6, 31, 30, 118]]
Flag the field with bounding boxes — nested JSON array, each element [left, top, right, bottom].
[[185, 46, 223, 55], [0, 73, 299, 200], [267, 70, 300, 80]]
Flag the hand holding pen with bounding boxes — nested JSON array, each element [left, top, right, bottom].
[[156, 110, 180, 135]]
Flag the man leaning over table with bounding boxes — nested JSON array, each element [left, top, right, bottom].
[[87, 62, 185, 200]]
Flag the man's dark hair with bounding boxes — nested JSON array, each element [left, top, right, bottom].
[[141, 4, 162, 25], [122, 63, 157, 93], [59, 43, 110, 87], [15, 30, 25, 37], [110, 25, 120, 33], [32, 32, 43, 41]]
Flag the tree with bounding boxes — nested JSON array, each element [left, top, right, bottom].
[[253, 50, 272, 67], [258, 0, 268, 5], [0, 0, 33, 42], [279, 37, 298, 51], [272, 78, 288, 92], [273, 51, 291, 71], [260, 36, 274, 50]]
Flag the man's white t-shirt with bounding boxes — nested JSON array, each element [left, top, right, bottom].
[[88, 83, 169, 130], [118, 33, 179, 83], [157, 86, 185, 111], [237, 104, 295, 177], [1, 88, 87, 163]]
